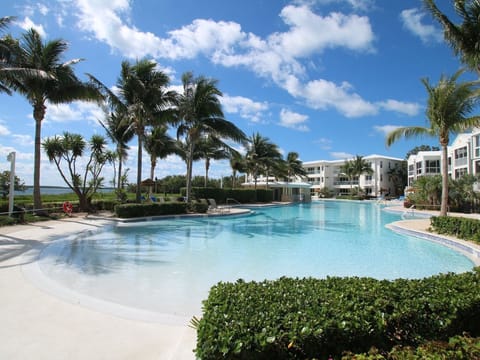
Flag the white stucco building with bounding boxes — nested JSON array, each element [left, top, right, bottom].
[[407, 128, 480, 186], [302, 154, 404, 198]]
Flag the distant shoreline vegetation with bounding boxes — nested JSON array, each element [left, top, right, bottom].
[[15, 186, 115, 196]]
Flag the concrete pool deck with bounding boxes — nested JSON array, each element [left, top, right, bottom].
[[1, 206, 480, 359]]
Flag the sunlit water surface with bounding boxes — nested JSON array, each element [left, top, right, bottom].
[[37, 201, 474, 316]]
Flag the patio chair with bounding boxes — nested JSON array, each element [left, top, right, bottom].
[[208, 198, 229, 213]]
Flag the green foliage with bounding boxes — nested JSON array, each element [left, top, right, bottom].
[[114, 202, 187, 218], [430, 216, 480, 243], [195, 270, 480, 359], [0, 170, 26, 199], [188, 201, 209, 213], [405, 145, 440, 160], [342, 335, 480, 359]]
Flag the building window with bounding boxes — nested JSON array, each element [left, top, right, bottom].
[[365, 175, 372, 181], [475, 135, 480, 157], [455, 168, 467, 178], [455, 146, 467, 159], [388, 162, 391, 169], [380, 161, 383, 168], [408, 164, 414, 176], [416, 162, 422, 175], [455, 146, 468, 166], [380, 174, 383, 181], [425, 159, 440, 174]]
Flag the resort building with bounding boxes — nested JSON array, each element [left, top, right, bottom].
[[242, 176, 312, 202], [302, 154, 404, 198], [407, 128, 480, 186]]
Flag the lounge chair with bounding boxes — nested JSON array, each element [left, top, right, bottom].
[[207, 198, 229, 213]]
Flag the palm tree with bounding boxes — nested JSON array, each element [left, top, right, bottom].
[[176, 72, 246, 202], [245, 132, 278, 189], [0, 16, 16, 94], [8, 29, 101, 212], [43, 132, 111, 211], [339, 160, 356, 195], [229, 151, 246, 189], [89, 59, 177, 202], [196, 135, 232, 188], [424, 0, 480, 73], [98, 108, 134, 190], [144, 126, 178, 196], [350, 155, 373, 194], [386, 70, 480, 216], [285, 152, 307, 181]]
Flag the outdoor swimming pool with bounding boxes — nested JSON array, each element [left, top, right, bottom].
[[35, 201, 474, 318]]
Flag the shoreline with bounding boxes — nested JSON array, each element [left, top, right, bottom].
[[1, 206, 480, 359]]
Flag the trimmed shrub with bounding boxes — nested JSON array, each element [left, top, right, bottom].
[[431, 216, 480, 243], [195, 270, 480, 359], [342, 335, 480, 359], [114, 202, 187, 218], [189, 201, 209, 214]]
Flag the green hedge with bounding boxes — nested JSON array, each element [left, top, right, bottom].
[[189, 201, 209, 214], [430, 216, 480, 243], [181, 187, 273, 204], [195, 270, 480, 359], [114, 202, 187, 218], [342, 335, 480, 359]]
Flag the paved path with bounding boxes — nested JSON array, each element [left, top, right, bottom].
[[0, 215, 197, 360]]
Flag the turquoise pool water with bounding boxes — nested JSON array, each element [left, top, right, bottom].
[[37, 201, 474, 317]]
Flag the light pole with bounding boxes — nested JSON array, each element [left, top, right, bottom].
[[7, 152, 15, 217]]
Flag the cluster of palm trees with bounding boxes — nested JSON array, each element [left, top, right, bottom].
[[338, 155, 373, 195], [387, 0, 480, 217], [0, 18, 307, 211]]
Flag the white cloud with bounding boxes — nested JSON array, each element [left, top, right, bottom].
[[17, 16, 47, 38], [330, 151, 354, 159], [373, 124, 402, 136], [12, 134, 34, 147], [400, 8, 443, 44], [314, 137, 333, 150], [302, 79, 378, 117], [69, 0, 416, 120], [44, 102, 103, 126], [279, 109, 310, 131], [0, 123, 11, 136], [272, 5, 374, 58], [221, 95, 268, 123], [377, 99, 421, 116]]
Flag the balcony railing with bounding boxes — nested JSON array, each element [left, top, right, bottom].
[[333, 180, 358, 186]]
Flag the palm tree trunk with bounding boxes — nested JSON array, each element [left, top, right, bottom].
[[149, 157, 155, 198], [186, 142, 195, 202], [205, 158, 210, 188], [33, 103, 45, 213], [117, 155, 123, 190], [136, 134, 143, 203], [440, 144, 449, 216]]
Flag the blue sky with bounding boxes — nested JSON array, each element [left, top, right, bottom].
[[0, 0, 468, 186]]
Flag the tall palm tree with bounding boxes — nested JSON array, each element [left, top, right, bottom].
[[0, 16, 16, 94], [386, 70, 480, 216], [196, 135, 232, 188], [229, 151, 246, 189], [98, 108, 134, 190], [89, 59, 177, 202], [350, 155, 373, 194], [144, 126, 178, 196], [424, 0, 480, 73], [245, 132, 279, 189], [339, 160, 356, 195], [176, 72, 246, 202], [285, 152, 307, 181], [8, 29, 101, 212]]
